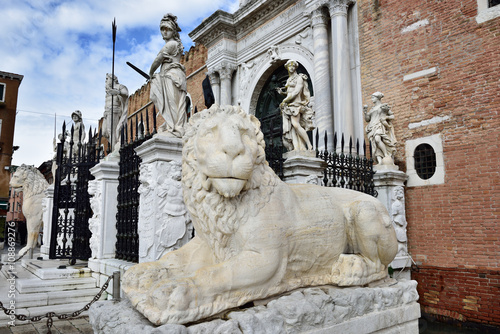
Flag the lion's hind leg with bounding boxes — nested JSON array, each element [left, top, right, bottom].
[[331, 200, 397, 286], [331, 254, 387, 286]]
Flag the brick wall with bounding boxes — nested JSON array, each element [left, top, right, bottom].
[[357, 0, 500, 327]]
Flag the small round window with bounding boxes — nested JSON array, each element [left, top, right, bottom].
[[414, 144, 436, 180]]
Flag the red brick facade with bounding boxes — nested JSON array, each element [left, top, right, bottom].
[[0, 71, 23, 214], [357, 0, 499, 328]]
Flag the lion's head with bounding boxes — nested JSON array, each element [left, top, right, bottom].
[[182, 105, 279, 261], [10, 164, 49, 198]]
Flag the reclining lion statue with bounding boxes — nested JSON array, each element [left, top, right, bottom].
[[122, 105, 398, 325]]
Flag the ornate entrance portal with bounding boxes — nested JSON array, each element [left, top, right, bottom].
[[255, 63, 313, 177]]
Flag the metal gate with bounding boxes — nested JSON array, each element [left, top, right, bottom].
[[115, 109, 155, 263], [50, 122, 102, 261]]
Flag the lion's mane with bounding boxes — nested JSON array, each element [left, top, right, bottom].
[[12, 165, 49, 199], [182, 105, 280, 261]]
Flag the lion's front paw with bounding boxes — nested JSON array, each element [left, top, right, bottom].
[[122, 262, 169, 292], [148, 278, 198, 313]]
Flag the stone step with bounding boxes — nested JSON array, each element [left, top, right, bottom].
[[10, 287, 103, 309], [0, 301, 93, 326], [17, 276, 97, 293], [21, 259, 92, 279]]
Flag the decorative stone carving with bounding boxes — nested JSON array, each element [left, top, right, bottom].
[[122, 105, 398, 325], [71, 110, 85, 155], [391, 186, 408, 257], [278, 60, 315, 151], [103, 73, 128, 147], [363, 92, 397, 165], [90, 280, 420, 333], [149, 13, 187, 138], [328, 0, 354, 17], [267, 45, 282, 64], [88, 179, 102, 259], [9, 165, 49, 256], [137, 158, 192, 262]]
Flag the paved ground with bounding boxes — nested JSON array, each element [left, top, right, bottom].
[[0, 316, 93, 334]]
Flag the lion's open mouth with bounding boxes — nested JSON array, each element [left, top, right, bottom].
[[210, 177, 247, 198]]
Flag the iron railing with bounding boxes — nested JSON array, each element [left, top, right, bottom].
[[315, 131, 377, 197], [115, 108, 155, 262]]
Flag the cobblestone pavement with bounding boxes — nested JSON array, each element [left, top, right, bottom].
[[0, 316, 93, 334]]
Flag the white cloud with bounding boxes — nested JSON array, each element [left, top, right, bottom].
[[1, 0, 239, 167]]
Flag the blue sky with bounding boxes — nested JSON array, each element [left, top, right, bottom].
[[1, 0, 239, 167]]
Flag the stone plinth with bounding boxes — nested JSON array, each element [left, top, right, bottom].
[[373, 166, 410, 269], [41, 185, 54, 256], [135, 134, 192, 263], [88, 158, 120, 260], [283, 150, 326, 184], [90, 279, 420, 334]]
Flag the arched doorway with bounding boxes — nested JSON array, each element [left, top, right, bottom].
[[255, 62, 313, 177]]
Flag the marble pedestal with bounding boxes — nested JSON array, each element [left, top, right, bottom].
[[41, 185, 54, 256], [89, 279, 420, 334], [373, 165, 410, 271], [134, 133, 192, 263], [87, 157, 124, 298], [283, 150, 326, 185]]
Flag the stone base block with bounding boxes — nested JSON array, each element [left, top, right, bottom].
[[89, 279, 420, 334]]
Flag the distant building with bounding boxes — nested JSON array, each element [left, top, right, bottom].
[[0, 71, 23, 221], [6, 167, 26, 244]]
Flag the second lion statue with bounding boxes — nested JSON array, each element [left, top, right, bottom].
[[122, 105, 398, 325]]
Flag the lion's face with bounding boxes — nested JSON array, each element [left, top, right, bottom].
[[193, 112, 260, 198], [10, 168, 26, 189]]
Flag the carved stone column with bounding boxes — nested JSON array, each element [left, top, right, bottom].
[[208, 70, 220, 105], [134, 134, 192, 263], [311, 7, 333, 150], [88, 158, 120, 260], [373, 166, 410, 271], [329, 0, 355, 146], [41, 185, 54, 256], [219, 63, 235, 106]]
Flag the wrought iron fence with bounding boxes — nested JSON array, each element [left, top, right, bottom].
[[115, 108, 155, 262], [315, 131, 377, 197], [50, 123, 102, 262]]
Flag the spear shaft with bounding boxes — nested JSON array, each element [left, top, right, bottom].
[[110, 18, 117, 151]]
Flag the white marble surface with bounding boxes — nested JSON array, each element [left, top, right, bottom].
[[90, 280, 420, 333]]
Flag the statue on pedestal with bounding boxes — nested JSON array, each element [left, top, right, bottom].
[[149, 13, 187, 138], [10, 165, 49, 256], [278, 60, 315, 151], [71, 110, 85, 155], [363, 92, 397, 165], [122, 105, 397, 325], [103, 73, 128, 147]]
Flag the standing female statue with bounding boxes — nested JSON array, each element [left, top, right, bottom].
[[277, 60, 315, 151], [149, 13, 187, 137], [363, 92, 397, 165]]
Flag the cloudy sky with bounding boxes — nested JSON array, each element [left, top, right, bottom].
[[1, 0, 240, 167]]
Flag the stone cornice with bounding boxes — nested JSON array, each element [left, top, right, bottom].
[[189, 0, 294, 47], [0, 71, 24, 82]]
